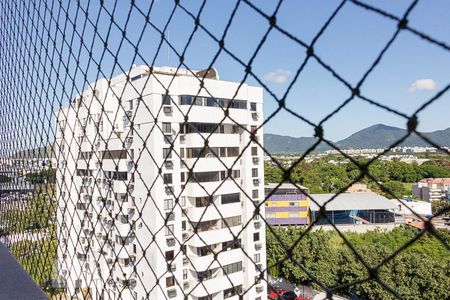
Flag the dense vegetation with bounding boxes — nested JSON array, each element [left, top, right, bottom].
[[266, 226, 450, 300], [265, 158, 450, 198], [25, 168, 56, 184], [0, 194, 56, 234], [0, 174, 12, 183]]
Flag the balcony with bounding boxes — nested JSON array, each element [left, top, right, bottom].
[[190, 271, 243, 298], [187, 225, 241, 247], [182, 133, 240, 148], [184, 179, 240, 198], [186, 202, 241, 222], [189, 248, 242, 272]]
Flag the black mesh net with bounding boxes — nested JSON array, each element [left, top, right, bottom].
[[0, 1, 449, 300]]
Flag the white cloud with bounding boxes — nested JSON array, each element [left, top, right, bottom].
[[264, 69, 291, 84], [408, 79, 437, 92]]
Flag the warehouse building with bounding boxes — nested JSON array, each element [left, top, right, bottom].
[[309, 192, 397, 225]]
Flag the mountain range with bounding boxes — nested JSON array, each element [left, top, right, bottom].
[[264, 124, 450, 153]]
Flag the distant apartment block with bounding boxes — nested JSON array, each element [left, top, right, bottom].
[[264, 184, 309, 225], [54, 66, 266, 300], [412, 178, 450, 202]]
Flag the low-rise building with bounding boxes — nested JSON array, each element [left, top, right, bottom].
[[309, 192, 397, 225], [391, 198, 432, 217], [264, 184, 309, 225], [412, 178, 450, 202]]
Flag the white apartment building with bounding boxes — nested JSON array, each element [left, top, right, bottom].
[[54, 66, 266, 300], [412, 178, 450, 202]]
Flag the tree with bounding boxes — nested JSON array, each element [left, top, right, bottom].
[[25, 168, 56, 184], [0, 174, 11, 183]]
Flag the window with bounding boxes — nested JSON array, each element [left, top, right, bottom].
[[250, 102, 257, 111], [221, 193, 240, 205], [250, 125, 257, 134], [164, 199, 173, 210], [183, 269, 188, 280], [162, 95, 172, 105], [206, 97, 218, 107], [224, 285, 242, 298], [163, 148, 172, 159], [227, 147, 239, 157], [288, 212, 298, 218], [223, 262, 242, 275], [266, 212, 275, 219], [232, 125, 239, 134], [189, 171, 221, 183], [195, 197, 210, 207], [163, 174, 173, 184], [252, 190, 259, 199], [252, 168, 258, 177], [165, 250, 174, 261], [232, 170, 240, 179], [254, 232, 260, 242], [182, 220, 186, 231], [128, 99, 133, 110], [251, 146, 258, 156], [165, 225, 174, 236], [179, 95, 247, 110], [162, 122, 172, 134], [223, 216, 241, 228], [254, 253, 260, 263], [166, 276, 175, 287], [222, 239, 241, 251], [130, 74, 142, 81], [180, 95, 192, 105]]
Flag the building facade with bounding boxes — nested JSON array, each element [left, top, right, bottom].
[[54, 66, 266, 300], [264, 184, 309, 225], [412, 178, 450, 202]]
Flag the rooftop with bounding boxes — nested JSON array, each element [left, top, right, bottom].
[[265, 183, 309, 193], [309, 192, 397, 212], [418, 178, 450, 184]]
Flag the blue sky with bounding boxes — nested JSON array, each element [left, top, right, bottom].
[[55, 0, 450, 141]]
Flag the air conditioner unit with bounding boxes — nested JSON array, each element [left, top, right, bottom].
[[125, 111, 132, 117], [163, 106, 173, 113], [96, 178, 101, 184], [252, 112, 259, 119], [127, 137, 133, 144], [128, 161, 134, 167], [253, 178, 260, 185], [164, 160, 173, 169]]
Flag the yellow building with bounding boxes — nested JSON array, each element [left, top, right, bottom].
[[265, 183, 310, 225]]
